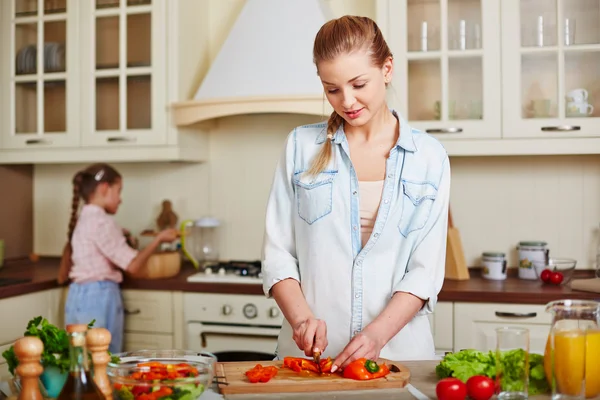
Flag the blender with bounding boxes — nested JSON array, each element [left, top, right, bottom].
[[180, 217, 221, 269]]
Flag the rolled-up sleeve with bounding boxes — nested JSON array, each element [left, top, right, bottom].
[[94, 219, 138, 270], [262, 129, 300, 297], [393, 155, 450, 315]]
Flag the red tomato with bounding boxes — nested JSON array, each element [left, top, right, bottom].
[[466, 375, 495, 400], [540, 268, 552, 283], [436, 378, 467, 400], [550, 271, 564, 285]]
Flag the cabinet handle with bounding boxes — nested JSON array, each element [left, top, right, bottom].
[[124, 308, 141, 315], [541, 125, 581, 132], [107, 136, 137, 142], [25, 138, 52, 145], [425, 127, 463, 134], [495, 311, 537, 318]]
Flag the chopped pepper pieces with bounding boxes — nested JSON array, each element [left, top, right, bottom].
[[342, 358, 391, 380], [245, 364, 279, 383]]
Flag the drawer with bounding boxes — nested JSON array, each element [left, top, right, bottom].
[[122, 290, 173, 334], [123, 332, 174, 352], [430, 301, 453, 351], [455, 302, 551, 324], [0, 290, 56, 344]]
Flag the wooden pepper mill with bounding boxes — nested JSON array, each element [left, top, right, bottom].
[[156, 199, 178, 230], [14, 336, 44, 400], [87, 328, 113, 400]]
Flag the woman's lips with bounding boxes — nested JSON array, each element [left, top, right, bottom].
[[345, 108, 364, 119]]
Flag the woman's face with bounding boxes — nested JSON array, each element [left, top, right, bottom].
[[318, 49, 392, 128]]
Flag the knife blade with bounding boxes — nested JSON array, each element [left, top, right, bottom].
[[313, 349, 322, 374]]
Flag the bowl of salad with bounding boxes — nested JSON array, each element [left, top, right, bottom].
[[107, 349, 217, 400]]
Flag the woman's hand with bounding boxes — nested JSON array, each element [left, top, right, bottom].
[[331, 328, 385, 373], [157, 228, 179, 242], [292, 317, 328, 357]]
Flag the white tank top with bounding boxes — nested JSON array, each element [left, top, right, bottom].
[[358, 180, 384, 247]]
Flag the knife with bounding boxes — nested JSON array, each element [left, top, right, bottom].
[[313, 349, 322, 374]]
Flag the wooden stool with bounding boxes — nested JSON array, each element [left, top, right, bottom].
[[14, 336, 44, 400], [87, 328, 113, 399]]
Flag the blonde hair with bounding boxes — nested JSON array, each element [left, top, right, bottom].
[[308, 15, 393, 176]]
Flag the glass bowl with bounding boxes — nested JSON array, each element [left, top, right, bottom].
[[533, 258, 577, 285], [107, 349, 217, 399]]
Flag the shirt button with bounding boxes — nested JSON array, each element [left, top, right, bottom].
[[354, 330, 360, 335], [384, 199, 389, 204], [355, 293, 360, 298], [374, 233, 379, 237], [353, 226, 358, 231], [388, 173, 394, 178], [353, 191, 357, 195]]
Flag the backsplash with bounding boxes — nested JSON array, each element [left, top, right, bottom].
[[33, 115, 600, 270]]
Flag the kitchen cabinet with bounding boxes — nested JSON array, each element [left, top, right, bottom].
[[429, 301, 453, 354], [453, 302, 552, 354], [122, 289, 184, 351], [377, 0, 600, 156], [0, 0, 208, 164], [0, 288, 62, 380]]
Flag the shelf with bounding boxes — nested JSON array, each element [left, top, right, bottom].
[[520, 46, 559, 54], [15, 8, 66, 18], [96, 62, 151, 69], [448, 49, 484, 58], [407, 51, 442, 60], [442, 137, 600, 156]]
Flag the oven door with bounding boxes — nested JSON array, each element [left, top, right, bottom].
[[186, 322, 280, 362]]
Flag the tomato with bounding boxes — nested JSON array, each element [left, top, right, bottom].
[[436, 378, 467, 400], [540, 268, 552, 283], [550, 271, 564, 285], [466, 375, 495, 400]]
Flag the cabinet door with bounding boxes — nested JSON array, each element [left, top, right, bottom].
[[0, 0, 79, 149], [122, 289, 173, 334], [80, 0, 167, 147], [428, 301, 453, 353], [382, 0, 501, 139], [123, 332, 173, 351], [502, 0, 600, 138], [454, 302, 551, 354]]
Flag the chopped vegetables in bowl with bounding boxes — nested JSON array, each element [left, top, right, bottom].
[[107, 350, 216, 400]]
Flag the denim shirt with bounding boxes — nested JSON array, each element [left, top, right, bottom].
[[262, 110, 450, 361]]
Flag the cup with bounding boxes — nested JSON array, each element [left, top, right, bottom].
[[567, 88, 588, 102], [566, 101, 594, 117], [496, 327, 529, 399]]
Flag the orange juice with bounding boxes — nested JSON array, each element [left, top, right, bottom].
[[544, 329, 600, 398]]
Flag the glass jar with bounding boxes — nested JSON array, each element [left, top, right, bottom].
[[517, 241, 548, 280], [482, 252, 507, 280]]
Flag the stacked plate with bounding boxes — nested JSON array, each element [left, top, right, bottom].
[[16, 42, 65, 75]]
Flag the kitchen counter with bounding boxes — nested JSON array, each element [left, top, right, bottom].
[[0, 257, 598, 304]]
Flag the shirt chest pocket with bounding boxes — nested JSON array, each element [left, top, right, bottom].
[[292, 171, 337, 224], [398, 181, 438, 237]]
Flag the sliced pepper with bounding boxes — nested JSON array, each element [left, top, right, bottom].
[[245, 363, 279, 383], [342, 358, 391, 380]]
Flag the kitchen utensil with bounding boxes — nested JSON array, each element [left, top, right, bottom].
[[445, 207, 470, 280], [517, 241, 548, 280], [180, 217, 221, 269], [313, 350, 322, 374], [543, 300, 600, 399], [215, 359, 410, 395], [495, 327, 529, 399], [481, 252, 507, 281], [570, 277, 600, 293], [125, 251, 181, 279]]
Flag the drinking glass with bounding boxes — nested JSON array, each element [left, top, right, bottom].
[[496, 327, 529, 399]]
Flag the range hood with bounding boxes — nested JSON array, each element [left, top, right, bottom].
[[171, 0, 334, 126]]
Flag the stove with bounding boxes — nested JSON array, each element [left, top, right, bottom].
[[186, 260, 263, 284]]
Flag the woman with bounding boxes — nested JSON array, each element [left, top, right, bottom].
[[262, 15, 450, 371]]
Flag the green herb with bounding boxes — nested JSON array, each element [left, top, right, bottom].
[[435, 349, 549, 395], [1, 316, 104, 376]]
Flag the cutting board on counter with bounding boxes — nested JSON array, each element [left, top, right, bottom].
[[215, 359, 411, 394], [570, 277, 600, 293]]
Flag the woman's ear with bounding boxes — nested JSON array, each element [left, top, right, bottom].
[[382, 56, 394, 83]]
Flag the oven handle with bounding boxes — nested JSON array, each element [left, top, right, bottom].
[[200, 331, 278, 348]]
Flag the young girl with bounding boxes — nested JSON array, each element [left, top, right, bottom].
[[262, 16, 450, 369], [58, 163, 178, 353]]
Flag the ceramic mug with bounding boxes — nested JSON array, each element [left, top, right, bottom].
[[566, 101, 594, 116], [531, 99, 551, 118], [567, 88, 588, 103]]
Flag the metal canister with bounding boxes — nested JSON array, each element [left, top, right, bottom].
[[482, 252, 507, 280], [517, 241, 549, 280]]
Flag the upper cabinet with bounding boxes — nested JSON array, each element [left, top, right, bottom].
[[0, 0, 208, 164], [378, 0, 600, 155], [502, 0, 600, 139], [381, 0, 502, 140], [0, 0, 79, 149]]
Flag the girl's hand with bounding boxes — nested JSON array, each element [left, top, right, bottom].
[[330, 328, 384, 373], [292, 317, 328, 357], [157, 228, 179, 242]]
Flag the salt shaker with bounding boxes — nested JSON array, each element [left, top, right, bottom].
[[87, 328, 113, 400], [14, 336, 44, 400]]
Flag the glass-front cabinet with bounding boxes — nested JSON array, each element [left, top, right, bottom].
[[80, 0, 166, 146], [502, 0, 600, 138], [382, 0, 501, 139], [0, 0, 79, 149]]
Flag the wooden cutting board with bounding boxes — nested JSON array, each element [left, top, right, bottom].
[[445, 207, 470, 280], [570, 277, 600, 293], [215, 359, 411, 395]]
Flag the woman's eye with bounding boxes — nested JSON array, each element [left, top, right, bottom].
[[327, 88, 338, 94], [354, 84, 366, 89]]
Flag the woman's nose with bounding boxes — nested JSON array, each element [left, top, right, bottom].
[[342, 92, 356, 109]]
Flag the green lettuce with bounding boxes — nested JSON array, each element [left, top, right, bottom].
[[436, 349, 549, 395]]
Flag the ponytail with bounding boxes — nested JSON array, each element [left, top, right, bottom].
[[307, 111, 343, 176], [57, 172, 83, 284]]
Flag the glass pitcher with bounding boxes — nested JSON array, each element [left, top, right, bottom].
[[544, 299, 600, 400], [180, 217, 220, 270]]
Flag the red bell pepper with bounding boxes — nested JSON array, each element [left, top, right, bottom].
[[342, 358, 391, 380], [245, 364, 279, 383]]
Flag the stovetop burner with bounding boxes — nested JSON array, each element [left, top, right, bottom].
[[186, 260, 263, 284]]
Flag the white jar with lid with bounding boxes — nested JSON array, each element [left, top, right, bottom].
[[482, 252, 507, 280], [517, 241, 549, 280]]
